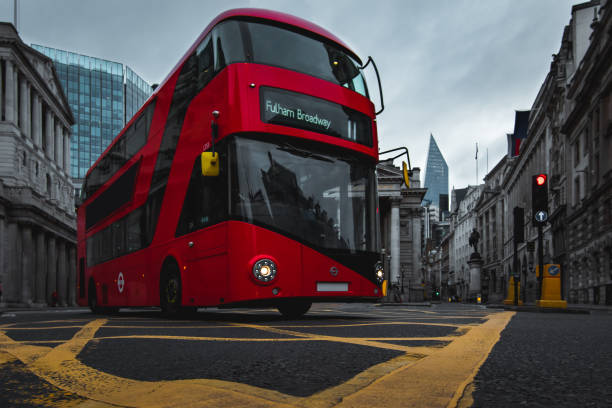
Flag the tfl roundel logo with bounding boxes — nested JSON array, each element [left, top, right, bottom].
[[329, 266, 339, 277]]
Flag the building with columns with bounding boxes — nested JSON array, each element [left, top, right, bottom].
[[377, 162, 427, 301], [0, 22, 76, 307]]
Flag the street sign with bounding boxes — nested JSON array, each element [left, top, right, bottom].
[[534, 210, 548, 223], [548, 265, 560, 276]]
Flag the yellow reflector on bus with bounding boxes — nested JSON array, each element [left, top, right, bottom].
[[201, 152, 219, 176]]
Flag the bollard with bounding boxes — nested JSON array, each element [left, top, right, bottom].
[[503, 276, 523, 305], [536, 264, 567, 309]]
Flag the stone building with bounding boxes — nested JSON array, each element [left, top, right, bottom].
[[450, 184, 483, 301], [0, 23, 76, 307], [562, 0, 612, 304], [474, 156, 512, 303], [496, 0, 601, 304], [377, 162, 427, 301]]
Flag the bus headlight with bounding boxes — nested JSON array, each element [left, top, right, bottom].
[[375, 262, 384, 284], [253, 258, 277, 283]]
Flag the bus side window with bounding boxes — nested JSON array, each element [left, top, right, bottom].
[[196, 37, 214, 89]]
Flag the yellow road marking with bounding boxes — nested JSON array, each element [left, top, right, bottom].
[[0, 310, 511, 408], [333, 311, 514, 408]]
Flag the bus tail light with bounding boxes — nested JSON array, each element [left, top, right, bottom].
[[252, 258, 278, 284]]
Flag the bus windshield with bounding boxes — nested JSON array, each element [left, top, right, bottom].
[[214, 19, 369, 97], [231, 136, 377, 253]]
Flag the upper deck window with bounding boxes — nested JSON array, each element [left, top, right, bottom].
[[213, 19, 368, 98]]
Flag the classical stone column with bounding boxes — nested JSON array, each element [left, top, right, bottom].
[[57, 240, 67, 306], [45, 112, 54, 160], [7, 222, 21, 304], [4, 60, 15, 123], [46, 235, 57, 305], [68, 246, 77, 306], [19, 77, 28, 137], [0, 60, 3, 120], [390, 198, 401, 287], [35, 230, 47, 304], [21, 225, 33, 305], [33, 95, 43, 148], [55, 122, 63, 169], [63, 130, 70, 174]]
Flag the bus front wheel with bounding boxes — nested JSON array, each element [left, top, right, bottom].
[[160, 262, 182, 316], [277, 299, 312, 319]]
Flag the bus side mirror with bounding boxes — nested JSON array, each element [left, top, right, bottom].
[[201, 152, 219, 176], [402, 161, 410, 188]]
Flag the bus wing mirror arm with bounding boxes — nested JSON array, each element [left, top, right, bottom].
[[361, 56, 384, 115], [379, 147, 412, 187]]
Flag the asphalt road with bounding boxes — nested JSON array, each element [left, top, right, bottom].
[[470, 309, 612, 408], [0, 303, 510, 407]]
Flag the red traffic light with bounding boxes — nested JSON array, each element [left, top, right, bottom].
[[536, 174, 546, 186]]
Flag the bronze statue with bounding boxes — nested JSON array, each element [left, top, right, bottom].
[[469, 228, 480, 252]]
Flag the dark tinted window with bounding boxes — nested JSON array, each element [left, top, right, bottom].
[[196, 36, 214, 89], [214, 20, 247, 71], [144, 50, 201, 245], [83, 100, 156, 200], [86, 161, 140, 230], [243, 21, 368, 97], [176, 146, 228, 237]]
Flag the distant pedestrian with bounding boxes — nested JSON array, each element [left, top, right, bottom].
[[51, 291, 58, 307]]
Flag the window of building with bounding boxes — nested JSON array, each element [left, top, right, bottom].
[[574, 140, 580, 165], [574, 177, 580, 206]]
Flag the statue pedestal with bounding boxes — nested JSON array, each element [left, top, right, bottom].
[[467, 252, 483, 302]]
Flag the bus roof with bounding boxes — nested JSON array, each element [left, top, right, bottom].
[[154, 8, 362, 98]]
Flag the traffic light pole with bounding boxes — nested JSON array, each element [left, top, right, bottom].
[[537, 223, 544, 300]]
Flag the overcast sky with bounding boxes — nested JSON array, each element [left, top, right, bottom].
[[1, 0, 579, 191]]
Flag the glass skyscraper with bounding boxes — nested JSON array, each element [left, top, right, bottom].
[[423, 134, 449, 210], [31, 45, 151, 189]]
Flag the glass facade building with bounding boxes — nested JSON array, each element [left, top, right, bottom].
[[423, 134, 449, 211], [31, 45, 151, 188]]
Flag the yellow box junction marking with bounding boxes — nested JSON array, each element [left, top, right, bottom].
[[0, 310, 513, 408]]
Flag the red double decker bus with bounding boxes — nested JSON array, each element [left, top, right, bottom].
[[76, 8, 385, 317]]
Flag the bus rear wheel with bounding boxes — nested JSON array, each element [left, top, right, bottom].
[[277, 299, 312, 319], [160, 262, 182, 316]]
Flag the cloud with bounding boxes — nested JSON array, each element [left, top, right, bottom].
[[11, 0, 577, 192]]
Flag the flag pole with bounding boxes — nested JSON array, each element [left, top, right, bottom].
[[475, 142, 478, 184]]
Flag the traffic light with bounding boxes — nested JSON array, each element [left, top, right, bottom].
[[532, 174, 548, 224]]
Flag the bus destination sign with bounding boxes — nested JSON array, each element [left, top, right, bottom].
[[260, 87, 372, 147]]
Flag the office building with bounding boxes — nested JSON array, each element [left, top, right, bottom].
[[423, 134, 449, 212], [31, 45, 151, 191]]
